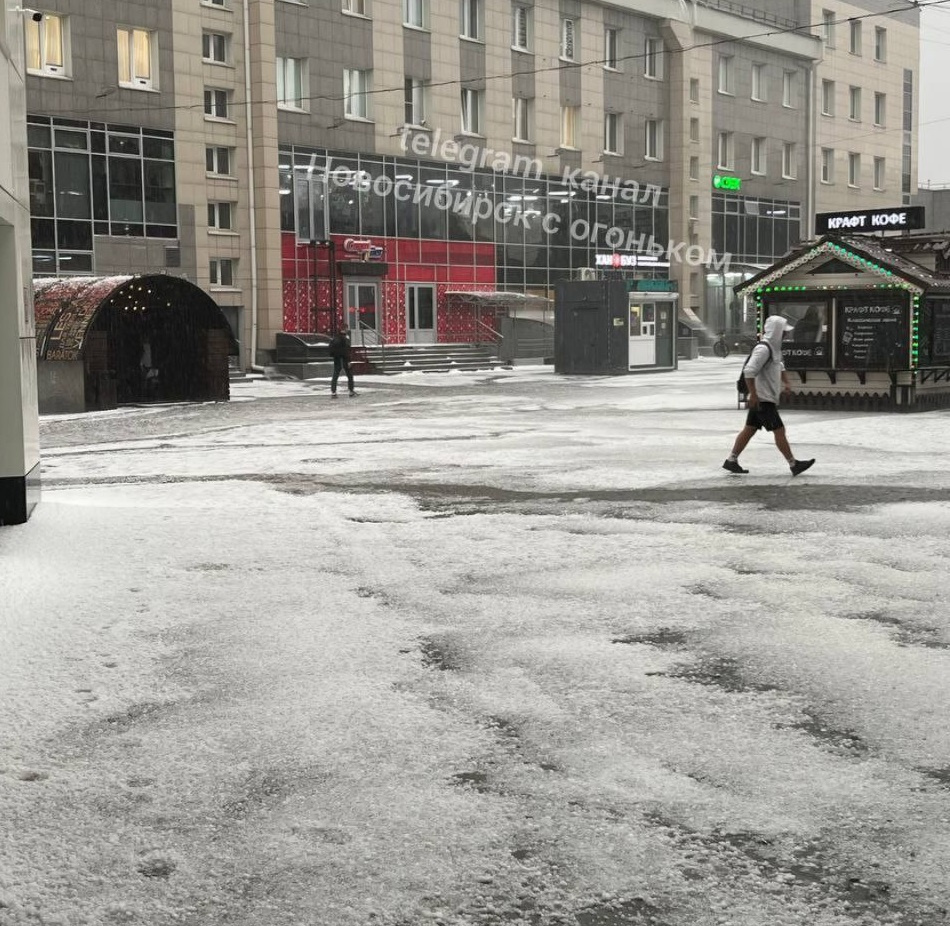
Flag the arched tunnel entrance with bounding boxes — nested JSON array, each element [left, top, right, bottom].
[[35, 275, 236, 410]]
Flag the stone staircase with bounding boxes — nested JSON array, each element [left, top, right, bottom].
[[355, 342, 509, 375]]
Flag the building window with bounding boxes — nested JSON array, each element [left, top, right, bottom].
[[874, 156, 885, 190], [689, 77, 699, 103], [821, 147, 835, 184], [512, 4, 530, 51], [512, 96, 532, 142], [604, 112, 622, 155], [644, 37, 662, 78], [644, 119, 662, 160], [903, 68, 913, 202], [689, 155, 699, 180], [751, 136, 766, 175], [849, 86, 861, 121], [208, 201, 234, 230], [850, 19, 861, 55], [117, 27, 155, 89], [277, 57, 307, 110], [209, 258, 235, 286], [204, 88, 230, 119], [560, 105, 578, 149], [206, 146, 233, 176], [460, 87, 483, 134], [820, 79, 834, 116], [343, 68, 371, 119], [403, 0, 427, 29], [822, 9, 835, 47], [848, 152, 860, 187], [717, 131, 733, 170], [874, 92, 886, 126], [782, 70, 796, 108], [688, 194, 699, 220], [461, 0, 481, 40], [717, 54, 734, 94], [26, 13, 68, 77], [604, 28, 619, 70], [343, 0, 366, 12], [782, 142, 796, 179], [875, 26, 887, 62], [560, 18, 576, 61], [404, 78, 427, 126], [751, 63, 766, 101], [689, 117, 699, 143], [202, 32, 229, 63]]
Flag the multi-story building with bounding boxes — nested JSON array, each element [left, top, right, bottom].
[[21, 0, 919, 369]]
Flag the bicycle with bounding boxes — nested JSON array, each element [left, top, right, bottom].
[[713, 333, 730, 358]]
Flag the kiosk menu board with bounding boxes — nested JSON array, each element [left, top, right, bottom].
[[837, 293, 908, 370]]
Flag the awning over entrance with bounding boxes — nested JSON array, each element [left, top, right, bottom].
[[678, 305, 709, 333], [445, 290, 554, 312], [33, 274, 236, 406]]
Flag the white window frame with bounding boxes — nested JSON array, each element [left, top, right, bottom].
[[512, 96, 532, 142], [461, 0, 482, 41], [874, 92, 886, 127], [560, 105, 578, 149], [277, 57, 308, 111], [208, 201, 234, 231], [204, 88, 231, 119], [117, 26, 157, 90], [849, 85, 861, 121], [850, 20, 862, 55], [821, 147, 835, 184], [604, 112, 622, 155], [644, 37, 662, 79], [207, 0, 228, 6], [873, 156, 886, 191], [403, 0, 428, 30], [202, 31, 229, 64], [25, 12, 69, 77], [782, 142, 796, 179], [206, 146, 234, 176], [848, 152, 861, 187], [644, 119, 662, 161], [751, 136, 766, 175], [460, 87, 483, 135], [404, 77, 427, 127], [717, 131, 733, 170], [783, 70, 797, 108], [604, 27, 620, 71], [343, 0, 366, 14], [874, 26, 887, 62], [560, 18, 576, 61], [209, 258, 236, 287], [717, 54, 734, 95], [821, 79, 835, 116], [512, 4, 530, 52], [343, 68, 372, 120], [751, 63, 766, 101], [822, 9, 835, 47]]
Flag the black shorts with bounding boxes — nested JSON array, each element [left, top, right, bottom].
[[745, 402, 784, 432]]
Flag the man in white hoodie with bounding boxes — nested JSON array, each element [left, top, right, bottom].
[[722, 314, 815, 476]]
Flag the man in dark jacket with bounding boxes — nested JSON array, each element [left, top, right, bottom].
[[328, 330, 356, 398]]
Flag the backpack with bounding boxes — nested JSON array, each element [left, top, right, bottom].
[[736, 342, 773, 396]]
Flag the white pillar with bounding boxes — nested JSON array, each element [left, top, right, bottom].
[[1, 15, 40, 525]]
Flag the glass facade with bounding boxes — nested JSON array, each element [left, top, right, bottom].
[[711, 193, 801, 266], [279, 146, 670, 290], [27, 114, 177, 276]]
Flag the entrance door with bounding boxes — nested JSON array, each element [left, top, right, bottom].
[[406, 284, 436, 344], [346, 281, 379, 344], [628, 298, 657, 368]]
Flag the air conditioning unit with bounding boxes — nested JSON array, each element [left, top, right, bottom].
[[577, 267, 598, 281]]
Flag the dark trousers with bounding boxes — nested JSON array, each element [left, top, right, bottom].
[[331, 357, 354, 394]]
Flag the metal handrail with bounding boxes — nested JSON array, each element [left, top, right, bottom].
[[357, 320, 387, 368], [475, 317, 503, 349]]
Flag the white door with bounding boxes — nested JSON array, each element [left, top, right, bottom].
[[406, 284, 436, 344], [629, 299, 658, 368], [346, 281, 379, 345]]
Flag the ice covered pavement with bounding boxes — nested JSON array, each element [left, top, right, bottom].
[[2, 359, 950, 926]]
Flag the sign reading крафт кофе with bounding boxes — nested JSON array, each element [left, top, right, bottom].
[[815, 206, 926, 235]]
